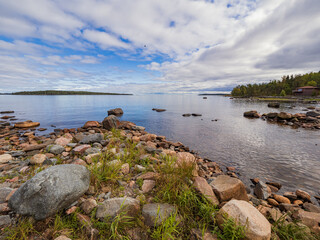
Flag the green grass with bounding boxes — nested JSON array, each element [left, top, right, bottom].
[[213, 214, 246, 240], [151, 210, 182, 240]]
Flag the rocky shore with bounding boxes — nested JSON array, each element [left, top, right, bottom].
[[0, 109, 320, 239]]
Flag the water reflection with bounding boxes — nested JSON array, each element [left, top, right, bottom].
[[0, 95, 319, 195]]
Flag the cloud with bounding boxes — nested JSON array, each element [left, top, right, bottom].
[[0, 0, 319, 93]]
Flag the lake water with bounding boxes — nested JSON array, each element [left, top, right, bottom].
[[1, 95, 320, 196]]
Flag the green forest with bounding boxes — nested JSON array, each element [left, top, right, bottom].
[[231, 71, 320, 97], [12, 90, 132, 95]]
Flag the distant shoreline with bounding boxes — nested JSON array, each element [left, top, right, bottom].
[[3, 90, 133, 95]]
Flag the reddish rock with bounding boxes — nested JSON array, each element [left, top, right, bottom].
[[83, 121, 100, 128], [193, 176, 219, 205], [14, 121, 40, 128], [273, 194, 291, 204], [23, 144, 47, 152], [267, 198, 279, 207], [73, 145, 91, 154], [81, 199, 97, 214], [142, 180, 156, 193], [102, 115, 120, 130], [243, 110, 260, 118], [30, 154, 47, 164], [72, 159, 87, 166], [296, 189, 311, 201]]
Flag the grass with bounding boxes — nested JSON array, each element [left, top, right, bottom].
[[213, 214, 246, 240], [271, 215, 320, 240], [151, 210, 182, 240]]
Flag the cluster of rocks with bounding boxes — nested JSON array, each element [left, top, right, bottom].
[[244, 109, 320, 129], [0, 108, 319, 239]]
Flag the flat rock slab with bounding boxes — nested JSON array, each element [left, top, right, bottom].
[[210, 175, 249, 202], [217, 200, 271, 240], [193, 176, 219, 205], [8, 164, 90, 220], [96, 197, 140, 219], [142, 203, 177, 227], [0, 154, 12, 164]]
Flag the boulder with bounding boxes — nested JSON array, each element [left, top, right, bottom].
[[46, 145, 65, 155], [96, 197, 140, 219], [152, 108, 166, 112], [306, 111, 320, 117], [216, 200, 271, 240], [254, 181, 271, 200], [102, 115, 120, 130], [210, 175, 249, 202], [244, 111, 260, 118], [273, 194, 290, 204], [83, 121, 100, 128], [8, 164, 90, 220], [0, 154, 13, 164], [267, 103, 280, 108], [293, 209, 320, 234], [14, 121, 40, 128], [142, 203, 177, 227], [79, 133, 103, 144], [0, 187, 13, 203], [296, 189, 311, 201], [107, 108, 123, 116], [55, 137, 72, 146], [30, 154, 47, 165], [193, 176, 219, 205], [266, 112, 278, 119]]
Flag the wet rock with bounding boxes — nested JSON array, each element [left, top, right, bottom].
[[266, 182, 282, 190], [210, 175, 249, 202], [108, 108, 124, 116], [267, 103, 280, 108], [216, 200, 271, 240], [296, 189, 311, 201], [83, 121, 100, 128], [102, 115, 120, 130], [273, 194, 291, 204], [142, 203, 177, 227], [267, 198, 279, 207], [193, 176, 219, 205], [192, 113, 202, 116], [254, 181, 271, 200], [266, 112, 278, 118], [142, 180, 155, 193], [96, 197, 140, 219], [14, 121, 40, 128], [244, 111, 260, 118], [30, 154, 47, 165], [46, 144, 65, 155], [8, 164, 90, 220], [283, 192, 297, 201], [0, 187, 13, 203], [0, 111, 14, 114], [79, 133, 103, 144], [0, 154, 13, 163], [0, 215, 11, 227], [306, 111, 320, 117], [182, 113, 191, 117], [152, 108, 166, 112], [278, 112, 292, 119]]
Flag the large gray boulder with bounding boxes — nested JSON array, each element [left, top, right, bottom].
[[79, 133, 103, 144], [102, 115, 120, 130], [8, 164, 90, 220]]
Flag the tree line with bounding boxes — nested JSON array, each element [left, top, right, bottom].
[[231, 71, 320, 97], [12, 90, 132, 95]]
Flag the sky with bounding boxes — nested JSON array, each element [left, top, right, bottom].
[[0, 0, 319, 94]]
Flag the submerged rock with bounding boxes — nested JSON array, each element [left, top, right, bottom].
[[14, 121, 40, 128], [8, 164, 90, 220], [244, 111, 260, 118], [108, 108, 123, 116], [267, 103, 280, 108]]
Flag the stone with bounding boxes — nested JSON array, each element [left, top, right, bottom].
[[121, 163, 130, 175], [254, 181, 271, 200], [73, 144, 91, 154], [293, 209, 320, 234], [46, 145, 65, 155], [142, 203, 177, 227], [210, 175, 249, 202], [267, 103, 280, 108], [8, 164, 90, 220], [79, 133, 103, 144], [293, 200, 303, 205], [152, 108, 166, 112], [0, 215, 11, 227], [85, 153, 100, 164], [55, 137, 72, 146], [85, 147, 100, 155], [279, 203, 300, 213], [142, 180, 155, 193], [266, 112, 278, 118], [216, 200, 271, 240], [243, 111, 260, 118], [102, 115, 120, 130], [278, 112, 292, 119], [306, 111, 320, 117], [191, 229, 218, 240], [81, 198, 97, 214], [54, 236, 72, 240], [108, 108, 123, 116], [296, 189, 311, 201], [0, 154, 12, 163], [182, 113, 191, 117], [9, 151, 26, 157], [23, 144, 47, 152], [96, 197, 140, 219], [83, 121, 100, 128], [0, 187, 13, 203], [303, 202, 320, 213], [273, 194, 291, 204], [30, 154, 47, 165], [176, 152, 198, 175], [283, 192, 297, 201], [14, 121, 40, 128], [139, 134, 157, 142], [72, 159, 87, 166], [267, 198, 279, 207], [265, 181, 282, 190], [193, 176, 219, 205], [137, 172, 160, 180]]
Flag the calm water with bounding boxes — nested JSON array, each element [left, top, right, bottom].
[[1, 95, 320, 196]]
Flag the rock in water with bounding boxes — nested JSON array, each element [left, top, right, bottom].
[[107, 108, 123, 116], [14, 121, 40, 128], [216, 200, 271, 240], [102, 115, 120, 130], [8, 164, 90, 220]]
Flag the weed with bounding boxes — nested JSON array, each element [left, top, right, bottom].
[[136, 178, 144, 188], [213, 214, 246, 240], [4, 217, 39, 240], [151, 210, 182, 240]]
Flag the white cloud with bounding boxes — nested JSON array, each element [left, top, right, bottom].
[[82, 29, 129, 49]]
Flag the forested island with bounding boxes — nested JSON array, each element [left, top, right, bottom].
[[231, 71, 320, 97], [11, 90, 133, 95]]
